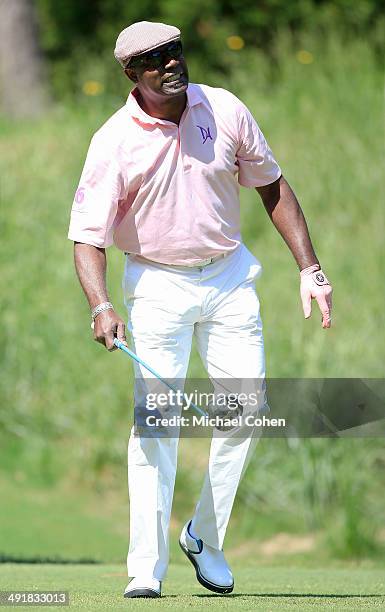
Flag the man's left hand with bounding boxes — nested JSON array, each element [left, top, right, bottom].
[[300, 265, 333, 328]]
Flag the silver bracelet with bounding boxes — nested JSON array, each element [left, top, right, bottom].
[[91, 301, 113, 321]]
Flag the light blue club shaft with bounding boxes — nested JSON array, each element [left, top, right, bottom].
[[113, 338, 206, 417]]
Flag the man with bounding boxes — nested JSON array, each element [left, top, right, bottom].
[[68, 21, 332, 599]]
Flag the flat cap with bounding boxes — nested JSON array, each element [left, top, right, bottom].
[[114, 21, 181, 68]]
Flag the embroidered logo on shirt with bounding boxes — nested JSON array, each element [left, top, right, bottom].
[[75, 187, 85, 204], [197, 125, 213, 144]]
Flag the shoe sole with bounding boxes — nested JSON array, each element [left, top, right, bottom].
[[179, 540, 234, 594], [124, 588, 161, 598]]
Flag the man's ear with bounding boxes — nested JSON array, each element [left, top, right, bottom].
[[125, 67, 138, 83]]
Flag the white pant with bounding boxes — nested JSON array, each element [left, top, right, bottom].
[[123, 244, 265, 580]]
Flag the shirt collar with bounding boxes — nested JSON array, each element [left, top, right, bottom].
[[126, 84, 203, 126]]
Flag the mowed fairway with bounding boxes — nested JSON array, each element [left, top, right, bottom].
[[1, 564, 384, 611]]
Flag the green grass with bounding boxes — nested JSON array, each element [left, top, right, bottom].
[[0, 477, 128, 563], [0, 472, 384, 576], [0, 32, 384, 560], [0, 563, 384, 610]]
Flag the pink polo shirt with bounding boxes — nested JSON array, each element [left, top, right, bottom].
[[68, 84, 281, 265]]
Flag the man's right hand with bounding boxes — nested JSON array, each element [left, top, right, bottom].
[[93, 309, 128, 351]]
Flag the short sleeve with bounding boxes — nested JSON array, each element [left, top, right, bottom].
[[67, 134, 124, 248], [236, 103, 281, 188]]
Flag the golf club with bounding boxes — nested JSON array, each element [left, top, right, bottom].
[[113, 338, 206, 417]]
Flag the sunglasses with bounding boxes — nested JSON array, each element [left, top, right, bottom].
[[127, 40, 183, 70]]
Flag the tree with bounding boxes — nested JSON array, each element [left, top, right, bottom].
[[0, 0, 50, 117]]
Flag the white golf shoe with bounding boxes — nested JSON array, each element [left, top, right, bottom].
[[179, 520, 234, 594], [123, 577, 161, 598]]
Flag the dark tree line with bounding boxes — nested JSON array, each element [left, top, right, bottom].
[[36, 0, 385, 99], [0, 0, 50, 117], [1, 0, 383, 115]]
